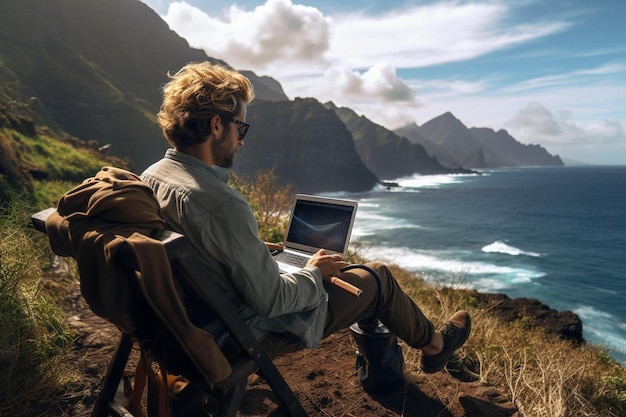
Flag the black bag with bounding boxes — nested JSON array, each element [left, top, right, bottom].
[[343, 264, 406, 394], [350, 321, 405, 393]]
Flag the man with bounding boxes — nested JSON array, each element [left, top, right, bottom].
[[141, 61, 470, 375]]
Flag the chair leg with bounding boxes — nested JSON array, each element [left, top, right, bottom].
[[214, 356, 308, 417], [217, 377, 248, 417], [253, 357, 308, 417], [91, 333, 134, 417], [212, 357, 257, 417]]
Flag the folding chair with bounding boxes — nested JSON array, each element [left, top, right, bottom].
[[31, 208, 308, 417]]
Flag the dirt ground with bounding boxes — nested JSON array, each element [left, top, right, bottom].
[[53, 281, 519, 417]]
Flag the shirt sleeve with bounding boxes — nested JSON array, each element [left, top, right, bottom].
[[191, 193, 327, 318]]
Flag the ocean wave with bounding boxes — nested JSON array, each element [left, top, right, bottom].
[[482, 240, 542, 257], [355, 201, 380, 209], [396, 174, 466, 189], [574, 305, 614, 320], [574, 306, 626, 358], [353, 213, 422, 237], [385, 187, 422, 193], [355, 212, 393, 222], [362, 246, 544, 290]]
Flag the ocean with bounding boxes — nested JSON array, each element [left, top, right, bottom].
[[342, 165, 626, 364]]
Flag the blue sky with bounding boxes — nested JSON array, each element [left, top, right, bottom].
[[140, 0, 626, 164]]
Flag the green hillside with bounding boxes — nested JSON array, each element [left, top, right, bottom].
[[0, 100, 128, 206]]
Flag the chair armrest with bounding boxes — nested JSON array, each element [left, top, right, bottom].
[[31, 208, 56, 234]]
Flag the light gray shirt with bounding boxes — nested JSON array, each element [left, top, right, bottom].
[[141, 149, 328, 347]]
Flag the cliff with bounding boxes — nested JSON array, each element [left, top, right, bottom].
[[475, 292, 583, 343], [327, 103, 474, 178], [237, 98, 379, 193], [470, 127, 564, 167], [396, 113, 564, 168]]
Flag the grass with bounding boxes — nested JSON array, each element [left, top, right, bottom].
[[9, 128, 114, 181], [0, 198, 77, 416], [0, 171, 624, 416], [388, 267, 626, 417], [0, 110, 129, 206], [32, 180, 82, 210]]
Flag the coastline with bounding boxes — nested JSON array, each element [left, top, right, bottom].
[[348, 165, 626, 365]]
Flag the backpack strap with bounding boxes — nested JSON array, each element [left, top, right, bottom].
[[127, 342, 171, 417]]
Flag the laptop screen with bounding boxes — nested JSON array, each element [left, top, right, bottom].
[[285, 196, 357, 254]]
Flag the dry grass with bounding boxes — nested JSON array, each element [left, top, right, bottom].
[[388, 264, 626, 417]]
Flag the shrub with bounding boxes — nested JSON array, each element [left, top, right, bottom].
[[230, 167, 295, 243]]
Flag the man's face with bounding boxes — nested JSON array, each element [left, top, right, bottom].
[[212, 102, 248, 168]]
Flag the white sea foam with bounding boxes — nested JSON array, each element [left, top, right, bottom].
[[361, 245, 544, 291], [353, 212, 422, 238], [355, 211, 391, 222], [574, 305, 613, 320], [396, 174, 467, 189], [574, 306, 626, 357], [472, 277, 511, 291], [356, 200, 380, 209], [482, 240, 542, 257]]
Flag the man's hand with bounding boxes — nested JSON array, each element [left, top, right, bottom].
[[306, 249, 348, 280]]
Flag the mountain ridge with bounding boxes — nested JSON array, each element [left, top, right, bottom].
[[326, 102, 475, 178], [395, 113, 564, 169], [0, 0, 563, 196]]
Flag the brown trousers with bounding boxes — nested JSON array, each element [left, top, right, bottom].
[[323, 263, 434, 349]]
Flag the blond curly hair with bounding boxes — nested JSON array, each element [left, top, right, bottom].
[[157, 62, 255, 148]]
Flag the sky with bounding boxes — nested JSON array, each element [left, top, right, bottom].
[[139, 0, 626, 164]]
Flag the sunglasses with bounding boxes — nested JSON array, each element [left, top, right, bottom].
[[230, 118, 250, 140]]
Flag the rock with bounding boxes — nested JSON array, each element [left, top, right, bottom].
[[476, 292, 584, 344]]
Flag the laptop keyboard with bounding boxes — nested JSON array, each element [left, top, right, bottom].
[[274, 251, 309, 268]]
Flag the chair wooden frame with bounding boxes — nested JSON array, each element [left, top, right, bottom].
[[31, 208, 308, 417]]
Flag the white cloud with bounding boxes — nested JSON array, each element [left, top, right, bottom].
[[506, 63, 626, 93], [159, 1, 571, 78], [328, 2, 571, 69], [349, 100, 422, 131], [163, 0, 332, 72], [412, 78, 490, 97], [506, 102, 626, 146], [156, 0, 578, 115], [319, 64, 417, 103]]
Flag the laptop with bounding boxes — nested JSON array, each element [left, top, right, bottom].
[[273, 194, 358, 273]]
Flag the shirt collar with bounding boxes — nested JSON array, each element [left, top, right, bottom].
[[164, 148, 231, 183]]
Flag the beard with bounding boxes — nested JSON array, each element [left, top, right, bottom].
[[213, 146, 235, 168], [211, 128, 236, 168]]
